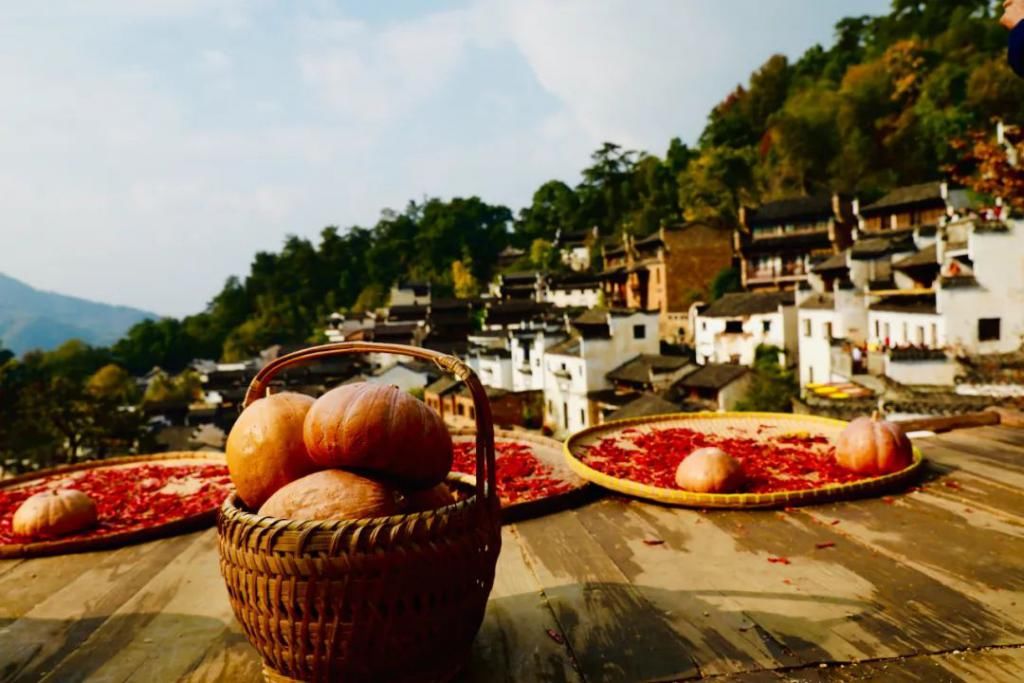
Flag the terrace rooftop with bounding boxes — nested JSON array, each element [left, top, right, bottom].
[[2, 420, 1024, 680]]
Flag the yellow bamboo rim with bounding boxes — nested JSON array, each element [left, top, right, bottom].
[[563, 412, 925, 509]]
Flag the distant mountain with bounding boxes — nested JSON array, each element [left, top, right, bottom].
[[0, 273, 156, 355]]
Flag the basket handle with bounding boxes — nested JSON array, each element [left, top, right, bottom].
[[243, 342, 497, 504]]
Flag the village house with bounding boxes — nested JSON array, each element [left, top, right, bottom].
[[670, 363, 752, 412], [389, 280, 431, 306], [588, 354, 694, 423], [423, 375, 462, 420], [556, 227, 599, 272], [544, 272, 603, 309], [693, 291, 797, 367], [366, 360, 439, 393], [449, 386, 543, 429], [735, 194, 855, 291], [492, 271, 546, 302], [600, 222, 733, 342], [855, 181, 969, 233], [509, 325, 566, 393], [796, 287, 870, 387], [542, 309, 660, 435]]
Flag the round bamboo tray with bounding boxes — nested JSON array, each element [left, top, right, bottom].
[[448, 428, 593, 523], [218, 342, 502, 683], [0, 452, 227, 559], [564, 412, 924, 509]]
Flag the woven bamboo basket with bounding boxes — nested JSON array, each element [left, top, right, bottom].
[[218, 342, 502, 683]]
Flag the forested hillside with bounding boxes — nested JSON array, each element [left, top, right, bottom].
[[8, 1, 1024, 374]]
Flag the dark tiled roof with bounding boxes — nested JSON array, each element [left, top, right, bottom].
[[869, 294, 937, 314], [745, 194, 836, 227], [607, 393, 681, 420], [700, 291, 794, 318], [940, 275, 981, 289], [546, 337, 581, 356], [800, 293, 835, 310], [549, 272, 602, 290], [457, 385, 509, 399], [893, 244, 938, 270], [471, 348, 512, 359], [974, 220, 1010, 234], [371, 322, 421, 338], [607, 354, 693, 385], [678, 364, 750, 390], [811, 251, 849, 273], [396, 280, 430, 295], [889, 348, 948, 361], [425, 375, 462, 396], [860, 182, 947, 214], [387, 304, 428, 320], [634, 232, 664, 250], [742, 230, 833, 255], [850, 232, 916, 260], [587, 389, 640, 407]]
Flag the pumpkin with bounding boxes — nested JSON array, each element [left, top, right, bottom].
[[226, 391, 319, 510], [258, 469, 404, 521], [303, 382, 453, 487], [675, 447, 745, 494], [404, 482, 456, 513], [835, 411, 913, 475], [13, 489, 98, 538]]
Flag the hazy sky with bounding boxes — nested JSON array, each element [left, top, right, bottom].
[[0, 0, 891, 317]]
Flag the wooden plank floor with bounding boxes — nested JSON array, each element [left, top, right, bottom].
[[2, 425, 1023, 682]]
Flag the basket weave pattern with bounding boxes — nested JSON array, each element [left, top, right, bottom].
[[218, 343, 502, 682]]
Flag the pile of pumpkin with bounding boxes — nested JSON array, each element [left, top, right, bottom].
[[227, 383, 458, 519], [677, 412, 914, 494]]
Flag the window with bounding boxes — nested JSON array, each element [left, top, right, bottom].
[[561, 362, 567, 371], [457, 404, 465, 416], [979, 318, 1001, 342], [579, 408, 586, 425], [915, 326, 925, 345], [762, 320, 771, 333], [469, 407, 475, 420], [547, 400, 553, 414], [930, 323, 938, 346], [824, 322, 833, 339], [725, 320, 743, 333], [729, 354, 741, 364], [884, 323, 891, 340], [563, 402, 569, 429], [633, 324, 646, 339], [874, 320, 880, 339], [702, 321, 708, 331], [902, 323, 909, 343], [803, 319, 812, 337], [808, 366, 814, 384]]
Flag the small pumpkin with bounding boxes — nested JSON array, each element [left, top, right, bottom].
[[404, 482, 456, 513], [675, 447, 745, 494], [258, 469, 404, 521], [835, 411, 913, 475], [13, 489, 98, 538], [226, 391, 319, 510], [303, 382, 453, 487]]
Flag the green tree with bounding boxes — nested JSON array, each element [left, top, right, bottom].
[[709, 267, 742, 301], [451, 260, 480, 299], [735, 346, 799, 413]]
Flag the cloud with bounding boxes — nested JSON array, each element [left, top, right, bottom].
[[201, 49, 232, 74]]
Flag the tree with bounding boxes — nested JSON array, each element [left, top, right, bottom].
[[709, 267, 742, 301], [735, 346, 799, 413], [87, 364, 138, 403], [451, 260, 480, 299], [528, 239, 558, 271]]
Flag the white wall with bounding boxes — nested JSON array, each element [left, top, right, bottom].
[[937, 220, 1024, 354], [867, 311, 944, 348], [368, 365, 430, 392], [476, 356, 513, 390], [546, 287, 601, 308], [884, 357, 956, 386], [694, 308, 793, 367], [797, 308, 838, 387], [561, 245, 592, 272]]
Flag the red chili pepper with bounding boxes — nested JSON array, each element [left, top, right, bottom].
[[451, 441, 573, 505], [581, 427, 868, 494], [1, 462, 232, 545], [642, 538, 664, 546], [768, 556, 791, 564], [944, 480, 962, 490], [546, 628, 565, 644], [815, 542, 836, 550]]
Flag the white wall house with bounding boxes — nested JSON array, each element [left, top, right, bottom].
[[545, 277, 602, 309], [543, 310, 660, 435], [510, 327, 564, 392], [469, 350, 514, 391], [694, 292, 797, 367], [389, 282, 430, 307], [797, 287, 869, 387], [368, 363, 436, 393]]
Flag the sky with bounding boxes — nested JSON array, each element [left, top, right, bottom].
[[0, 0, 891, 317]]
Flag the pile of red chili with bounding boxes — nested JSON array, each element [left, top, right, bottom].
[[581, 427, 867, 493], [451, 440, 574, 504], [0, 463, 232, 544]]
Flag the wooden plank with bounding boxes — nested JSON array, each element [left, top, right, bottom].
[[964, 425, 1024, 448], [0, 550, 112, 621], [983, 408, 1024, 429], [514, 507, 700, 682], [572, 498, 802, 675], [463, 526, 583, 683], [915, 440, 1024, 490], [936, 429, 1024, 464], [177, 622, 264, 683], [798, 494, 1024, 647], [894, 411, 1000, 434], [39, 529, 235, 683], [0, 558, 23, 580], [0, 531, 203, 682], [936, 645, 1024, 680]]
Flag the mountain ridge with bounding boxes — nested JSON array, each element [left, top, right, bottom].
[[0, 272, 156, 355]]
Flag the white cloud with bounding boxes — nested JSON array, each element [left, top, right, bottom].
[[201, 49, 232, 74]]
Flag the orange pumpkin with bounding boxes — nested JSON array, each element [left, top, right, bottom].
[[675, 447, 745, 494], [303, 382, 452, 487], [404, 482, 456, 513], [835, 411, 913, 475], [226, 392, 319, 510], [258, 469, 404, 521], [13, 489, 98, 538]]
